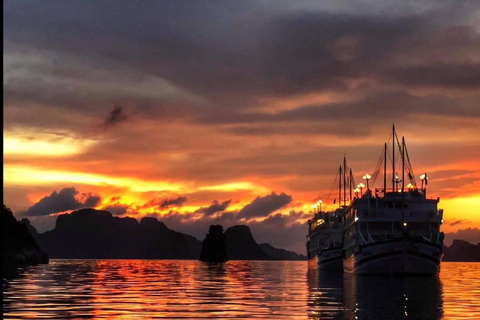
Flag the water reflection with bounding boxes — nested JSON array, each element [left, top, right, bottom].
[[3, 260, 97, 319], [344, 274, 443, 319], [307, 268, 444, 319], [307, 270, 344, 319], [4, 260, 479, 319], [3, 260, 309, 319]]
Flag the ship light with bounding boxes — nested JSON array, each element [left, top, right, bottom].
[[354, 187, 360, 197], [355, 217, 359, 222], [420, 173, 428, 190], [357, 183, 365, 196], [403, 222, 407, 227], [363, 174, 371, 190]]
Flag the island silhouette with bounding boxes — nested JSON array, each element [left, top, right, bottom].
[[200, 225, 228, 262], [11, 207, 306, 260], [3, 205, 48, 271]]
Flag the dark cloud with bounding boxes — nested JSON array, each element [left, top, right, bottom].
[[386, 64, 480, 90], [83, 193, 102, 207], [101, 204, 129, 216], [249, 210, 310, 252], [160, 196, 188, 209], [449, 220, 464, 226], [201, 90, 480, 127], [23, 187, 102, 216], [237, 192, 292, 219], [4, 0, 479, 133], [195, 200, 232, 216], [104, 104, 128, 126]]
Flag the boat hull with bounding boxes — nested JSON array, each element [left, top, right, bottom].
[[308, 247, 343, 271], [343, 239, 442, 275]]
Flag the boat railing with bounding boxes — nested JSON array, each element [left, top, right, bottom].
[[374, 188, 428, 198], [358, 210, 443, 221]]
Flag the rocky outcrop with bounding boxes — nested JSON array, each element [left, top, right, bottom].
[[36, 208, 201, 259], [259, 243, 307, 260], [3, 205, 49, 269], [200, 225, 228, 262], [443, 240, 480, 262], [224, 225, 271, 260]]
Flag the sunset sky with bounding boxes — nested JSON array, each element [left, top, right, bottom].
[[4, 1, 480, 252]]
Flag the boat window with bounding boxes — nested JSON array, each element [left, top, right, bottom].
[[368, 222, 391, 231]]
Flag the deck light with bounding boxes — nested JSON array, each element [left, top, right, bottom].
[[363, 174, 371, 190], [317, 200, 322, 211], [358, 183, 365, 196], [354, 187, 360, 197], [420, 173, 428, 190]]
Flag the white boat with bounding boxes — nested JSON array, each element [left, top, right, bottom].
[[307, 208, 345, 270], [307, 157, 352, 270], [342, 125, 444, 275]]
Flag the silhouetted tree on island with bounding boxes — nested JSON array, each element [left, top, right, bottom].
[[200, 225, 228, 262]]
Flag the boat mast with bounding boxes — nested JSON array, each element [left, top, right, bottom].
[[402, 136, 406, 226], [349, 168, 353, 202], [384, 142, 387, 194], [392, 124, 395, 192], [343, 155, 347, 206], [402, 136, 405, 194], [339, 165, 342, 209]]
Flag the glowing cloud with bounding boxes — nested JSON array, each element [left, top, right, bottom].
[[199, 182, 268, 193], [4, 165, 186, 193], [4, 131, 97, 157]]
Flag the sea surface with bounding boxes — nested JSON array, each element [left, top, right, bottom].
[[3, 260, 480, 319]]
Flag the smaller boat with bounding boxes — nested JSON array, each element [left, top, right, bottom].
[[306, 157, 352, 270], [307, 207, 345, 270]]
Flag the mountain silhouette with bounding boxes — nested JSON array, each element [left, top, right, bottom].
[[25, 209, 305, 261], [224, 225, 271, 260], [3, 205, 48, 269], [443, 240, 480, 262], [35, 208, 201, 259], [259, 243, 307, 260]]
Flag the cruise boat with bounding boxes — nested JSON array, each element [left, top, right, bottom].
[[306, 157, 353, 270], [343, 125, 444, 275], [307, 207, 345, 270]]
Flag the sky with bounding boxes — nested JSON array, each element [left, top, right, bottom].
[[4, 0, 480, 253]]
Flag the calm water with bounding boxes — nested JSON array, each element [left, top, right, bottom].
[[3, 260, 480, 319]]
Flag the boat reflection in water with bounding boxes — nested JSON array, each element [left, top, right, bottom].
[[308, 270, 443, 319], [307, 269, 345, 319]]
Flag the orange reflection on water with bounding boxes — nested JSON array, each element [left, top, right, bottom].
[[88, 260, 308, 319], [441, 262, 480, 319], [3, 260, 480, 319]]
